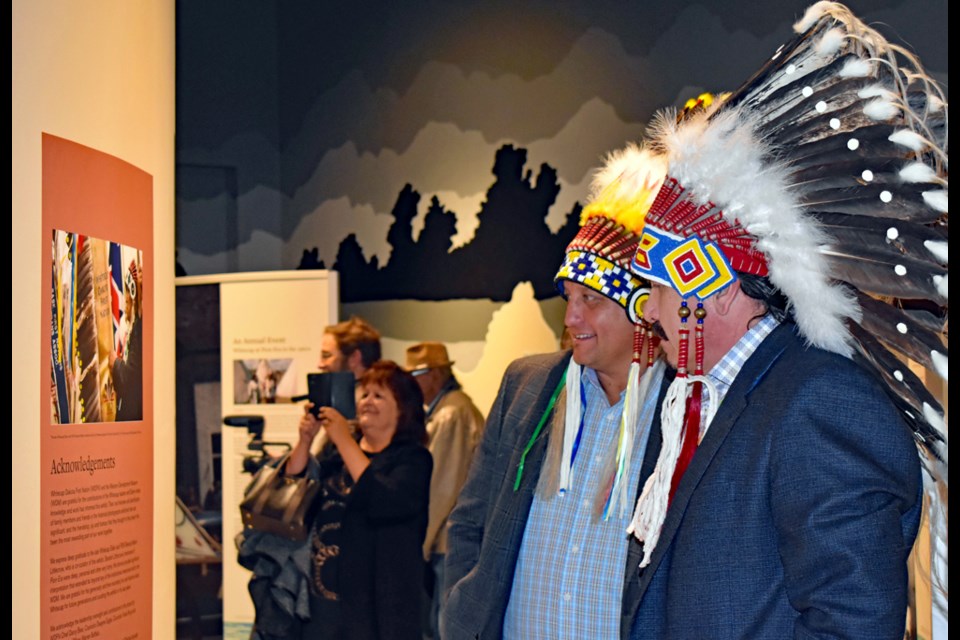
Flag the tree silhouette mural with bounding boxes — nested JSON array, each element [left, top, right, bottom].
[[299, 144, 581, 302]]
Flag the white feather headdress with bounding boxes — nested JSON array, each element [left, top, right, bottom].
[[620, 2, 947, 589], [706, 0, 948, 470]]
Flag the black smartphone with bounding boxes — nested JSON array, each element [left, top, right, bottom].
[[307, 372, 356, 419]]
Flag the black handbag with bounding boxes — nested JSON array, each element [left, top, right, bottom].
[[239, 454, 320, 541]]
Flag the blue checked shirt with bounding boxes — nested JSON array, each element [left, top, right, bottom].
[[502, 363, 665, 639], [702, 314, 778, 431]]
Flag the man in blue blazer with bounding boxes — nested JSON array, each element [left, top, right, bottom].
[[603, 7, 944, 632], [629, 278, 922, 639]]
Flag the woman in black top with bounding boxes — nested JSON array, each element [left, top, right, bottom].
[[284, 360, 432, 640]]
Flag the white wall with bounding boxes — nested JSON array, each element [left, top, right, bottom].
[[12, 2, 176, 638]]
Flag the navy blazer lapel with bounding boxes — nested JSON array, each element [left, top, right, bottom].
[[632, 323, 795, 600]]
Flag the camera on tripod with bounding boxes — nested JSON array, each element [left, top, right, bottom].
[[223, 415, 291, 474]]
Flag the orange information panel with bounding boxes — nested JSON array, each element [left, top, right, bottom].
[[41, 133, 154, 640]]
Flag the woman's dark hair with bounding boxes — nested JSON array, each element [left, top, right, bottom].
[[358, 360, 428, 446]]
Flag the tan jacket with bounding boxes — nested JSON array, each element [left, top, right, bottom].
[[423, 388, 485, 559]]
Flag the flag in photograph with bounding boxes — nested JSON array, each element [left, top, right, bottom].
[[110, 242, 125, 358]]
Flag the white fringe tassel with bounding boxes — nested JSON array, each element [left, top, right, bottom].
[[558, 358, 582, 494], [627, 374, 718, 568], [609, 360, 641, 516], [627, 376, 688, 567]]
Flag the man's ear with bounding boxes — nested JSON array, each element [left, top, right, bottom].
[[347, 349, 364, 374], [711, 281, 742, 316]]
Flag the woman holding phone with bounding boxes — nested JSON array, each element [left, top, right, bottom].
[[279, 360, 433, 640]]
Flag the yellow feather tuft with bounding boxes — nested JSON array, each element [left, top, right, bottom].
[[581, 168, 664, 233]]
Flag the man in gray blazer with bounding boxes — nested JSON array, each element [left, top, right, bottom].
[[442, 149, 669, 640]]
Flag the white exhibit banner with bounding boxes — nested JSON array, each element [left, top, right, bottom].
[[213, 271, 338, 638]]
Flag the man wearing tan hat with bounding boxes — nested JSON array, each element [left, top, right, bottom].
[[405, 341, 485, 640]]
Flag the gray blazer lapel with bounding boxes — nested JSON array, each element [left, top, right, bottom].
[[502, 353, 571, 499]]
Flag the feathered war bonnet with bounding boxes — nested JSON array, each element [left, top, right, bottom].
[[625, 1, 948, 572], [549, 146, 668, 519]]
